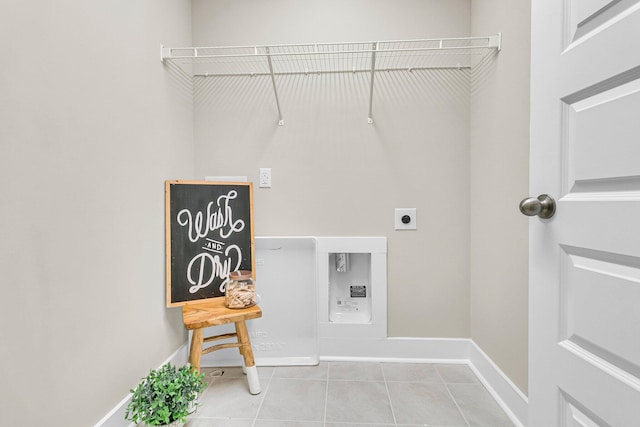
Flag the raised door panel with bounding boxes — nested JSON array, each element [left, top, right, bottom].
[[564, 74, 640, 186]]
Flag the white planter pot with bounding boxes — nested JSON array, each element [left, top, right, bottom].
[[187, 393, 200, 414], [144, 420, 184, 427]]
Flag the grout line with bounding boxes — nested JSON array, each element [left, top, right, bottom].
[[437, 366, 471, 427], [380, 364, 399, 426], [444, 383, 472, 427], [323, 362, 331, 424], [251, 367, 275, 427]]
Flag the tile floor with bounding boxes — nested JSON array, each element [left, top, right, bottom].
[[185, 362, 515, 427]]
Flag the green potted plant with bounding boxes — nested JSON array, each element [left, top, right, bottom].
[[125, 363, 206, 427]]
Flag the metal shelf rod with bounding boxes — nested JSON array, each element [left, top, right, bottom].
[[265, 46, 284, 126], [193, 65, 472, 78], [165, 45, 495, 61], [182, 35, 496, 51], [368, 42, 377, 124]]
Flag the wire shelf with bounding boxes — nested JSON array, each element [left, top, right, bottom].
[[161, 35, 501, 124], [163, 35, 500, 76]]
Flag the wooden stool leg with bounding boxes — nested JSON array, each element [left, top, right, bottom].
[[189, 328, 204, 373], [235, 321, 260, 394]]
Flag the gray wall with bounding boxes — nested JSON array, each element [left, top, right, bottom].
[[0, 1, 194, 425], [470, 0, 531, 393], [192, 0, 473, 338]]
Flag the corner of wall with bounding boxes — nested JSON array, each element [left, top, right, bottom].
[[469, 0, 532, 395]]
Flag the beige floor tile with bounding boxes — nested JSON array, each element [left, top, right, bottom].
[[382, 362, 442, 383], [325, 380, 394, 424], [387, 381, 467, 426], [328, 361, 384, 381], [272, 363, 328, 380], [257, 379, 327, 422], [447, 383, 515, 427], [195, 377, 266, 419], [436, 363, 480, 384]]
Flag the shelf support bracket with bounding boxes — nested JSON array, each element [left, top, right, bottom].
[[265, 46, 285, 126], [160, 44, 172, 62], [489, 32, 502, 51], [367, 42, 378, 124]]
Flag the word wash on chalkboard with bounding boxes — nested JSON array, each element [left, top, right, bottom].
[[165, 180, 255, 307]]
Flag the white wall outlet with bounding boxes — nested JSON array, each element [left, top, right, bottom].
[[259, 168, 271, 188], [395, 208, 417, 230]]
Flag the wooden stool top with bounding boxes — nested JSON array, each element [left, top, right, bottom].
[[182, 297, 262, 330]]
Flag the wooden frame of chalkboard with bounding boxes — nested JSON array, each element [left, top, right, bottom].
[[165, 180, 255, 307]]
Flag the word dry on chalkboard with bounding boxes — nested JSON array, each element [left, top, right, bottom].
[[165, 180, 254, 307]]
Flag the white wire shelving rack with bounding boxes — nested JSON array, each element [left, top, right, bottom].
[[161, 34, 501, 125]]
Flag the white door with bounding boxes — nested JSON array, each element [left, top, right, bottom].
[[529, 1, 640, 426]]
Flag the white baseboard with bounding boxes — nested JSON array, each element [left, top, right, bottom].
[[94, 344, 189, 427], [468, 340, 528, 427], [96, 338, 528, 427], [319, 336, 470, 363]]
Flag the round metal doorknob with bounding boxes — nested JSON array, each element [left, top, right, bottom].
[[519, 194, 556, 219]]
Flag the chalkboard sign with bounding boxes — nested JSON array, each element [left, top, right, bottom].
[[165, 180, 254, 307]]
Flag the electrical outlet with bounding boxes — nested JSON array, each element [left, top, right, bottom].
[[395, 208, 417, 230], [259, 168, 271, 188]]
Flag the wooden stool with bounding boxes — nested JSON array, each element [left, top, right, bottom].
[[182, 297, 262, 394]]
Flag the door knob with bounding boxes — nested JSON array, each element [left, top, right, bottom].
[[519, 194, 556, 219]]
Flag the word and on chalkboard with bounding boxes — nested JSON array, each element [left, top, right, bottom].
[[165, 181, 254, 307]]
